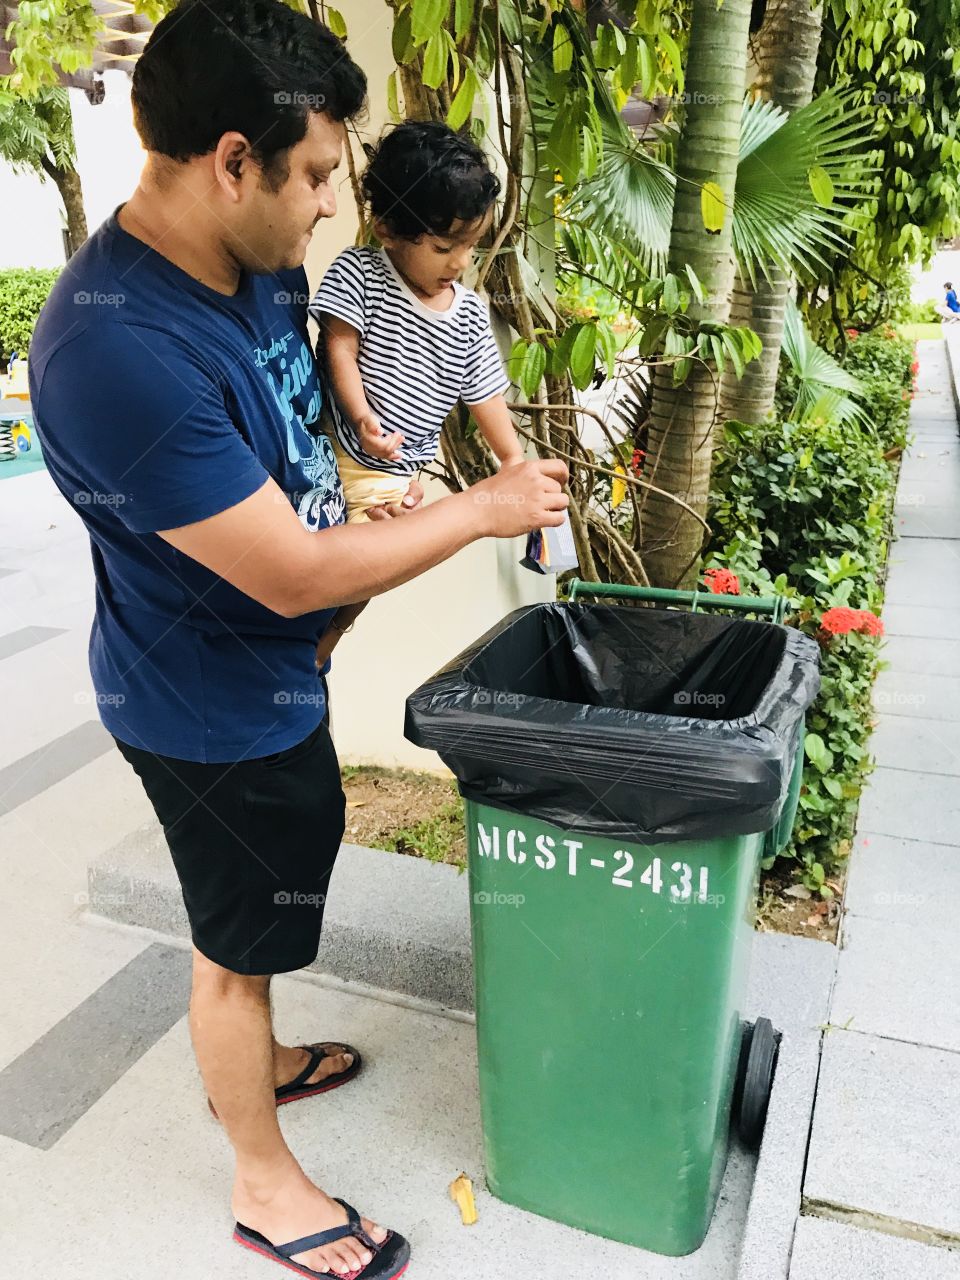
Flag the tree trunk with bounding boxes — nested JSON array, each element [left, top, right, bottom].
[[639, 0, 754, 588], [718, 0, 824, 427], [40, 156, 88, 256]]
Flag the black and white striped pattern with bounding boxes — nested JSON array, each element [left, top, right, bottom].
[[309, 246, 510, 475]]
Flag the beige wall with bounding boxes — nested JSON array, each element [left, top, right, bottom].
[[308, 2, 557, 771], [303, 0, 395, 284]]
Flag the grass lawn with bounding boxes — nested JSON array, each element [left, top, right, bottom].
[[898, 322, 946, 341]]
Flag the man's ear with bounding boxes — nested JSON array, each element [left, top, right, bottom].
[[216, 133, 252, 194]]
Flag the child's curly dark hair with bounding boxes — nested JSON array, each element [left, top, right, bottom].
[[362, 120, 500, 241]]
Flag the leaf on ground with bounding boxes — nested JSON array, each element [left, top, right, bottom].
[[783, 884, 813, 899]]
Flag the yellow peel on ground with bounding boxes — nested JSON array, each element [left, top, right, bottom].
[[449, 1172, 478, 1225]]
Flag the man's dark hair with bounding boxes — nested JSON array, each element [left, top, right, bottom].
[[946, 282, 954, 289], [362, 121, 500, 240], [131, 0, 366, 188]]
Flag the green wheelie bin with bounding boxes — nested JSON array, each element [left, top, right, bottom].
[[405, 582, 820, 1256]]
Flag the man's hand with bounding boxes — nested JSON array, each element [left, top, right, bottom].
[[366, 477, 424, 521], [358, 410, 404, 462], [315, 601, 368, 669], [468, 458, 570, 538]]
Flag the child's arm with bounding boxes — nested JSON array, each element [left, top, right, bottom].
[[468, 394, 524, 467], [321, 314, 404, 462]]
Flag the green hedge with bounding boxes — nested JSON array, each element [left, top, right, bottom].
[[0, 268, 61, 365], [705, 329, 914, 894]]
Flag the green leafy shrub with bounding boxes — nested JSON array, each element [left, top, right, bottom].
[[841, 327, 915, 452], [706, 334, 913, 891], [0, 268, 61, 365]]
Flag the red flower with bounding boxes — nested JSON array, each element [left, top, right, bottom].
[[704, 567, 741, 595], [846, 328, 859, 338], [820, 607, 883, 637], [910, 360, 919, 375], [630, 448, 645, 476]]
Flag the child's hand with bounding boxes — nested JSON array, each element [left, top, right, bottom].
[[358, 411, 404, 462]]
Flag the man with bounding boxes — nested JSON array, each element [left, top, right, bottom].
[[28, 1, 568, 1276], [936, 281, 960, 323]]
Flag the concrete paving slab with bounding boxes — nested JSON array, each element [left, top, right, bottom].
[[0, 720, 113, 815], [844, 833, 960, 932], [881, 602, 960, 639], [91, 818, 838, 1030], [0, 942, 191, 1148], [0, 624, 67, 660], [880, 633, 960, 676], [895, 506, 960, 541], [873, 670, 960, 720], [742, 931, 835, 1032], [884, 538, 960, 604], [804, 1030, 960, 1242], [91, 826, 476, 1009], [856, 766, 960, 845], [868, 714, 960, 775], [735, 1031, 824, 1280], [790, 1216, 960, 1279], [0, 973, 756, 1280], [832, 914, 960, 1052]]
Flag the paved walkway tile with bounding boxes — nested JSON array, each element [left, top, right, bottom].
[[873, 670, 960, 721], [832, 914, 960, 1052], [881, 634, 960, 676], [856, 766, 960, 845], [805, 1031, 960, 1239], [869, 714, 960, 775], [884, 538, 960, 605], [790, 1217, 960, 1279], [881, 602, 960, 639], [844, 833, 960, 932]]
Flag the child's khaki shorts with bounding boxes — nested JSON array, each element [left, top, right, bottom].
[[328, 435, 411, 523]]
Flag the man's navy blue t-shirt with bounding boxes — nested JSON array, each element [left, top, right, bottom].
[[947, 288, 960, 313], [30, 210, 348, 763]]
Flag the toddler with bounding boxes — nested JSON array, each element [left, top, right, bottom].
[[308, 120, 523, 523]]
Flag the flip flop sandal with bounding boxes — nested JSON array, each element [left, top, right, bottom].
[[208, 1043, 362, 1120], [234, 1197, 410, 1280]]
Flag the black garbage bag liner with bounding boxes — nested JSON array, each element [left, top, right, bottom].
[[405, 602, 821, 842]]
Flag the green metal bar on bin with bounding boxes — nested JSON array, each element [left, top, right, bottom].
[[567, 579, 787, 624]]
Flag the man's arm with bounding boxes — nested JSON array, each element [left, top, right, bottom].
[[158, 459, 569, 619]]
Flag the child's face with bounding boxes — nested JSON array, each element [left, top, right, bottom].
[[377, 210, 494, 300]]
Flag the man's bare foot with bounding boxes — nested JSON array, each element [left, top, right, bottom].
[[273, 1041, 355, 1092], [233, 1163, 388, 1277]]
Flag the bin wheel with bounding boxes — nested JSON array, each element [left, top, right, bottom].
[[735, 1017, 778, 1151]]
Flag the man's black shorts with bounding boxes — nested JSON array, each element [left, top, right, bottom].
[[114, 718, 345, 975]]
